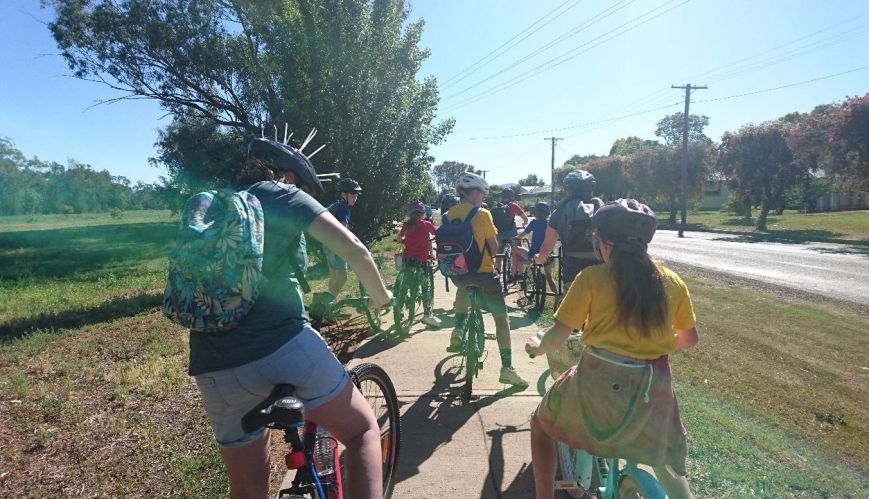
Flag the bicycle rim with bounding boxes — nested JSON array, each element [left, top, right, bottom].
[[462, 308, 483, 402], [534, 269, 546, 311], [346, 363, 401, 499], [522, 266, 535, 300]]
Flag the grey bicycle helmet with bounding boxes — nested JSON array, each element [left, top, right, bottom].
[[247, 138, 324, 195], [455, 172, 489, 194], [562, 170, 596, 194], [337, 177, 362, 193], [592, 199, 657, 248]]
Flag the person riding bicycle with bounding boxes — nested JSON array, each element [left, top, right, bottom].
[[512, 202, 557, 294], [397, 201, 441, 327], [492, 188, 529, 253], [439, 189, 460, 225], [190, 139, 392, 499], [535, 170, 603, 294], [323, 177, 363, 299], [525, 199, 699, 499], [444, 172, 528, 387]]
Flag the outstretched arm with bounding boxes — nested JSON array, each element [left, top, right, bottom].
[[308, 213, 391, 308], [534, 226, 560, 264]]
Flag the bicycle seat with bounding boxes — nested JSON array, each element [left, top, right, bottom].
[[241, 384, 304, 433]]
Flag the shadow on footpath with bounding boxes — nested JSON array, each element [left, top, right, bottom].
[[482, 423, 536, 499], [394, 355, 526, 492], [0, 291, 162, 342]]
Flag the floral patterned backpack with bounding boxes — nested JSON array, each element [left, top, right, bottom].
[[162, 189, 266, 332]]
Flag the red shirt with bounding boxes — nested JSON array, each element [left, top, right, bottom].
[[507, 202, 525, 228], [399, 220, 437, 262]]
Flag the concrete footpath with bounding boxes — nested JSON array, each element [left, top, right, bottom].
[[346, 275, 554, 499]]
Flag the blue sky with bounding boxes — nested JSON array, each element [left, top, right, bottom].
[[1, 0, 867, 186]]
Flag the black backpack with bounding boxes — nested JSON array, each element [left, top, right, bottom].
[[490, 204, 514, 233], [561, 197, 603, 254]]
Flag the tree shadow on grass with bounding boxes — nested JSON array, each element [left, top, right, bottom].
[[0, 291, 162, 342], [0, 222, 176, 281]]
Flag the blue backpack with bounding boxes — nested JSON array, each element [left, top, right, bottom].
[[162, 189, 266, 332], [435, 207, 488, 276]]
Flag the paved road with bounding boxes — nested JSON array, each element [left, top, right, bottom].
[[649, 230, 869, 305]]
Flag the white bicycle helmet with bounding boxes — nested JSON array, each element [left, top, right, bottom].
[[455, 172, 489, 195]]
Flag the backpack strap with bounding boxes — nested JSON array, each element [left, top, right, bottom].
[[463, 206, 480, 223]]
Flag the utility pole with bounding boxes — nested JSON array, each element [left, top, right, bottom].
[[478, 169, 489, 180], [671, 84, 707, 238], [545, 137, 563, 205]]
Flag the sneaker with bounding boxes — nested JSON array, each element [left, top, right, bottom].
[[421, 314, 442, 327], [446, 334, 464, 353], [499, 366, 529, 386]]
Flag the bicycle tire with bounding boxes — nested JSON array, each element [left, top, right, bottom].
[[361, 280, 383, 335], [522, 266, 535, 301], [555, 443, 601, 498], [346, 363, 401, 499], [534, 267, 546, 312], [462, 297, 484, 402], [425, 265, 434, 310], [618, 474, 662, 499], [500, 245, 511, 292], [392, 272, 418, 336]]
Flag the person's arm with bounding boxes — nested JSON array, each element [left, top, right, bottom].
[[675, 327, 698, 352], [307, 213, 391, 308], [397, 225, 406, 244], [486, 236, 499, 258], [525, 320, 572, 356], [516, 203, 529, 226], [534, 226, 560, 264]]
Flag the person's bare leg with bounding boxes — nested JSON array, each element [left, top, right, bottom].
[[220, 430, 271, 499], [653, 466, 695, 499], [544, 265, 557, 295], [306, 383, 382, 499], [530, 416, 556, 499], [493, 313, 511, 350], [328, 268, 347, 297]]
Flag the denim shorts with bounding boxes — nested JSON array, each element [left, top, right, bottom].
[[323, 246, 348, 270], [194, 325, 350, 448]]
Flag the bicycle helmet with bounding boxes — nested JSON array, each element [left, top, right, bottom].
[[501, 188, 515, 201], [248, 138, 324, 195], [562, 170, 596, 194], [336, 177, 362, 193], [592, 198, 657, 250], [455, 172, 489, 195], [533, 202, 551, 217], [407, 201, 426, 214]]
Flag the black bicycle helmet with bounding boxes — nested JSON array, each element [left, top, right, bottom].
[[592, 199, 657, 249], [501, 188, 515, 201], [562, 170, 596, 194], [336, 177, 362, 193], [247, 138, 324, 195], [533, 202, 551, 217]]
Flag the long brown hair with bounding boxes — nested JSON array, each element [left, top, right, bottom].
[[236, 158, 277, 187], [609, 244, 668, 338]]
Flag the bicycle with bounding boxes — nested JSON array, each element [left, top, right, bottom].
[[242, 362, 401, 499], [496, 237, 513, 293], [309, 255, 389, 336], [391, 258, 434, 337], [456, 286, 487, 402], [519, 250, 559, 312], [534, 332, 667, 499]]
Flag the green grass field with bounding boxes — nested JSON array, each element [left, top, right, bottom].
[[660, 209, 869, 242], [1, 211, 867, 497]]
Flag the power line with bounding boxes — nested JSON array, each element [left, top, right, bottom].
[[444, 0, 637, 99], [469, 100, 683, 140], [440, 0, 584, 89], [445, 0, 691, 110]]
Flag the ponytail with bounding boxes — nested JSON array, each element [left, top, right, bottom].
[[609, 246, 667, 338], [236, 158, 277, 187]]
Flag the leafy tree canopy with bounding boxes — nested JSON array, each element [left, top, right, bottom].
[[46, 0, 453, 242], [655, 112, 710, 146], [432, 161, 477, 192], [609, 136, 660, 156], [518, 173, 545, 187]]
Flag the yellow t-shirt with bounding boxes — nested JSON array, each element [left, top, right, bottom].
[[444, 202, 497, 273], [554, 264, 696, 360]]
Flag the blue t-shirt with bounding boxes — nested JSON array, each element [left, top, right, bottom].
[[328, 200, 351, 226], [526, 218, 549, 255], [188, 181, 326, 375]]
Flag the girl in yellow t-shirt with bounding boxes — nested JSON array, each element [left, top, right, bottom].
[[526, 199, 699, 499]]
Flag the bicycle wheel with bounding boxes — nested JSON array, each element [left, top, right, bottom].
[[500, 245, 511, 292], [425, 265, 435, 310], [462, 300, 484, 402], [618, 474, 664, 499], [344, 363, 401, 499], [361, 281, 383, 335], [522, 265, 535, 301], [534, 267, 546, 312], [392, 272, 418, 336], [555, 444, 600, 498]]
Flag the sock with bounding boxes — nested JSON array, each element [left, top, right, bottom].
[[500, 348, 512, 368]]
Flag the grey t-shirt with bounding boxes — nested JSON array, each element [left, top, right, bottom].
[[188, 181, 326, 375]]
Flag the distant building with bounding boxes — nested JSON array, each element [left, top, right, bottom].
[[699, 178, 731, 210]]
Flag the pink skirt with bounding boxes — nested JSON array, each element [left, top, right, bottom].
[[535, 347, 688, 476]]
